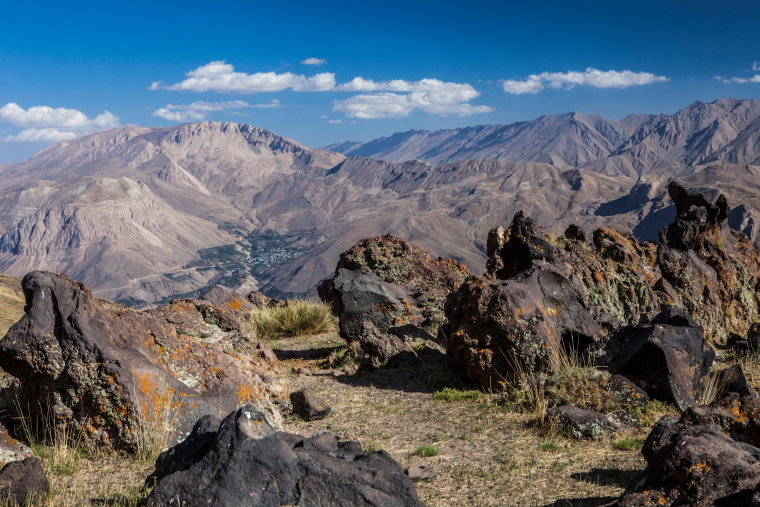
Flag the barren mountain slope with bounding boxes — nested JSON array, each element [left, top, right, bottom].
[[334, 112, 653, 168], [331, 98, 760, 179], [2, 110, 760, 304], [0, 122, 344, 303]]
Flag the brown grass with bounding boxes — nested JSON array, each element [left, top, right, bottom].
[[279, 334, 648, 506], [250, 300, 336, 339], [0, 274, 24, 338]]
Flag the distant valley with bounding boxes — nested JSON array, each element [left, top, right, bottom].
[[1, 97, 760, 305]]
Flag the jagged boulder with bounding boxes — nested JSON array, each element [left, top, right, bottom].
[[657, 180, 760, 342], [610, 309, 715, 410], [0, 271, 280, 452], [143, 405, 423, 507], [319, 235, 469, 340], [318, 268, 424, 342], [445, 262, 604, 389], [0, 457, 48, 505], [612, 421, 760, 506]]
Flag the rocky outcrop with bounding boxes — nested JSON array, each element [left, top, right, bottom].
[[613, 421, 760, 506], [446, 214, 605, 388], [0, 271, 280, 452], [657, 181, 760, 342], [446, 182, 760, 389], [143, 405, 423, 506], [610, 309, 715, 410]]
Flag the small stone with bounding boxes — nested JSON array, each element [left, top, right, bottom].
[[290, 388, 332, 421], [407, 461, 439, 482], [292, 367, 312, 376]]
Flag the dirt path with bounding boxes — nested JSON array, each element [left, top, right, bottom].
[[273, 334, 646, 506]]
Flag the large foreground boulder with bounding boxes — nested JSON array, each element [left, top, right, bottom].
[[143, 405, 423, 507], [0, 272, 280, 452], [612, 421, 760, 506]]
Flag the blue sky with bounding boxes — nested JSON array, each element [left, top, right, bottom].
[[1, 0, 760, 163]]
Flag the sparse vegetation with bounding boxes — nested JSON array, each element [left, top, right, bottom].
[[250, 300, 335, 339], [432, 387, 484, 403], [615, 437, 643, 451], [415, 445, 440, 457]]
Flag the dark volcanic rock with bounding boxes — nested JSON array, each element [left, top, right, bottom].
[[143, 405, 423, 507], [445, 262, 604, 389], [612, 423, 760, 506], [680, 391, 760, 448], [0, 271, 280, 452], [0, 457, 48, 505], [356, 321, 419, 371], [290, 388, 332, 421], [320, 235, 470, 333], [318, 268, 424, 342], [546, 406, 616, 440], [490, 211, 556, 279], [610, 313, 715, 410]]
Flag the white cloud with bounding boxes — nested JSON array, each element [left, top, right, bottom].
[[753, 62, 760, 72], [501, 68, 669, 94], [152, 99, 283, 123], [153, 60, 336, 93], [0, 103, 120, 142], [333, 78, 492, 119], [4, 128, 79, 143], [302, 57, 327, 66], [715, 75, 760, 84]]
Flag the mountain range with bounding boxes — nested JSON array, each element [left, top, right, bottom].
[[1, 97, 760, 305]]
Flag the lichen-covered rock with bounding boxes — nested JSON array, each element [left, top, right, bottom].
[[319, 235, 469, 333], [0, 421, 34, 469], [445, 262, 604, 389], [0, 271, 280, 452], [143, 405, 424, 507], [546, 406, 616, 440], [610, 313, 715, 410], [681, 391, 760, 448], [657, 181, 760, 342], [612, 423, 760, 506], [0, 457, 48, 505]]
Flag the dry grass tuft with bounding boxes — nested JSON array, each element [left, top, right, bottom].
[[250, 300, 335, 339]]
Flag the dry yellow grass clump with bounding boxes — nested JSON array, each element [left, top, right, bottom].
[[0, 275, 24, 338], [249, 300, 335, 339]]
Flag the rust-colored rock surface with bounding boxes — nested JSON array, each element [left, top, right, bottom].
[[0, 272, 280, 452]]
